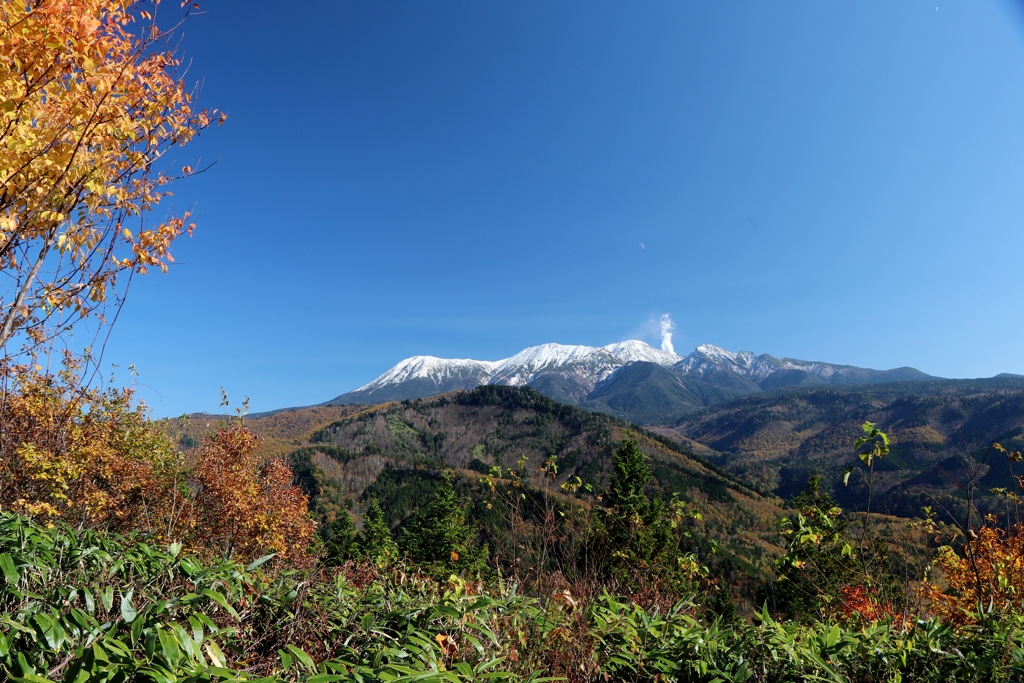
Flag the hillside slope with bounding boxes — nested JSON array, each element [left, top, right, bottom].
[[659, 377, 1024, 522], [294, 386, 785, 572]]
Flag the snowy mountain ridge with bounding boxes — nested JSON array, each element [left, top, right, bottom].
[[354, 340, 679, 392], [328, 339, 936, 415], [358, 356, 499, 391]]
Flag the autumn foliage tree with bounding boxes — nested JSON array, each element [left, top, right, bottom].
[[189, 424, 316, 563], [0, 1, 318, 566], [0, 353, 184, 532], [0, 0, 223, 350]]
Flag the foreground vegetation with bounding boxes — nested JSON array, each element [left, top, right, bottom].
[[6, 510, 1024, 683]]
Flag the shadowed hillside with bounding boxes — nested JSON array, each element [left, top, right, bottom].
[[659, 377, 1024, 523]]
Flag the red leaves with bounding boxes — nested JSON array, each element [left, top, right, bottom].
[[838, 585, 904, 628]]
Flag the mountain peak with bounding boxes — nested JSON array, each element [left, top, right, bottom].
[[603, 340, 680, 366], [331, 339, 936, 416], [358, 355, 498, 391], [489, 343, 619, 387]]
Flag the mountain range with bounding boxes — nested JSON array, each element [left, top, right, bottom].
[[326, 340, 936, 424]]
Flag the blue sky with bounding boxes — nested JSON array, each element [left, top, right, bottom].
[[103, 1, 1024, 416]]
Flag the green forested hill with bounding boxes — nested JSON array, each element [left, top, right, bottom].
[[285, 385, 785, 576]]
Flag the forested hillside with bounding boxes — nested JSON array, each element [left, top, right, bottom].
[[285, 386, 785, 584], [660, 377, 1024, 524]]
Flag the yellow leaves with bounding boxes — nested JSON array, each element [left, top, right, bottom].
[[925, 524, 1024, 624], [0, 0, 219, 347], [0, 356, 183, 534], [435, 633, 459, 657]]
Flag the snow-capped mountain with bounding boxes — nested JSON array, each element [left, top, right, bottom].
[[488, 344, 622, 387], [677, 344, 784, 381], [357, 356, 498, 391], [326, 340, 935, 421], [604, 340, 681, 366]]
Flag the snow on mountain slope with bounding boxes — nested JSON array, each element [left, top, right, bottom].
[[603, 340, 680, 366], [489, 343, 621, 386], [678, 344, 787, 381], [354, 340, 674, 395], [357, 356, 499, 391], [341, 339, 932, 407]]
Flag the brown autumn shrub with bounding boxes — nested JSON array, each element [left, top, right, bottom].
[[0, 355, 184, 533], [0, 356, 315, 564], [188, 423, 316, 564]]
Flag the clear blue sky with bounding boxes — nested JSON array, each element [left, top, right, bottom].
[[103, 0, 1024, 416]]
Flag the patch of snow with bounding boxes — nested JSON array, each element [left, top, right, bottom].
[[489, 343, 620, 386]]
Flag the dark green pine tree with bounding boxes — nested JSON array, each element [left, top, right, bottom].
[[605, 437, 652, 521], [598, 437, 684, 582], [360, 499, 399, 567], [400, 473, 484, 573], [321, 510, 358, 565]]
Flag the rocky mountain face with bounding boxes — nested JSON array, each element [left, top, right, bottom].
[[327, 340, 937, 425]]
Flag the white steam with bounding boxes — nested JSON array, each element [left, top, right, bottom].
[[659, 314, 675, 355]]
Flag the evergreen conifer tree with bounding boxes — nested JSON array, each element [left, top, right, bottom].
[[360, 499, 399, 567], [400, 474, 484, 573], [603, 438, 658, 562], [321, 510, 358, 565], [606, 437, 652, 519], [598, 437, 700, 586]]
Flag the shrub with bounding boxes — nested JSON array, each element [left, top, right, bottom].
[[187, 424, 316, 564], [0, 358, 315, 564], [0, 356, 183, 534]]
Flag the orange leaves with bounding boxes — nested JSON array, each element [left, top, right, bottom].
[[924, 524, 1024, 625], [0, 355, 183, 534], [0, 0, 220, 348], [0, 360, 316, 565], [838, 585, 905, 629], [190, 423, 316, 564], [435, 633, 459, 658]]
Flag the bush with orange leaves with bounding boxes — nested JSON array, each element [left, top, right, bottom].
[[838, 584, 907, 629], [188, 423, 316, 564], [0, 357, 315, 564], [923, 523, 1024, 625]]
